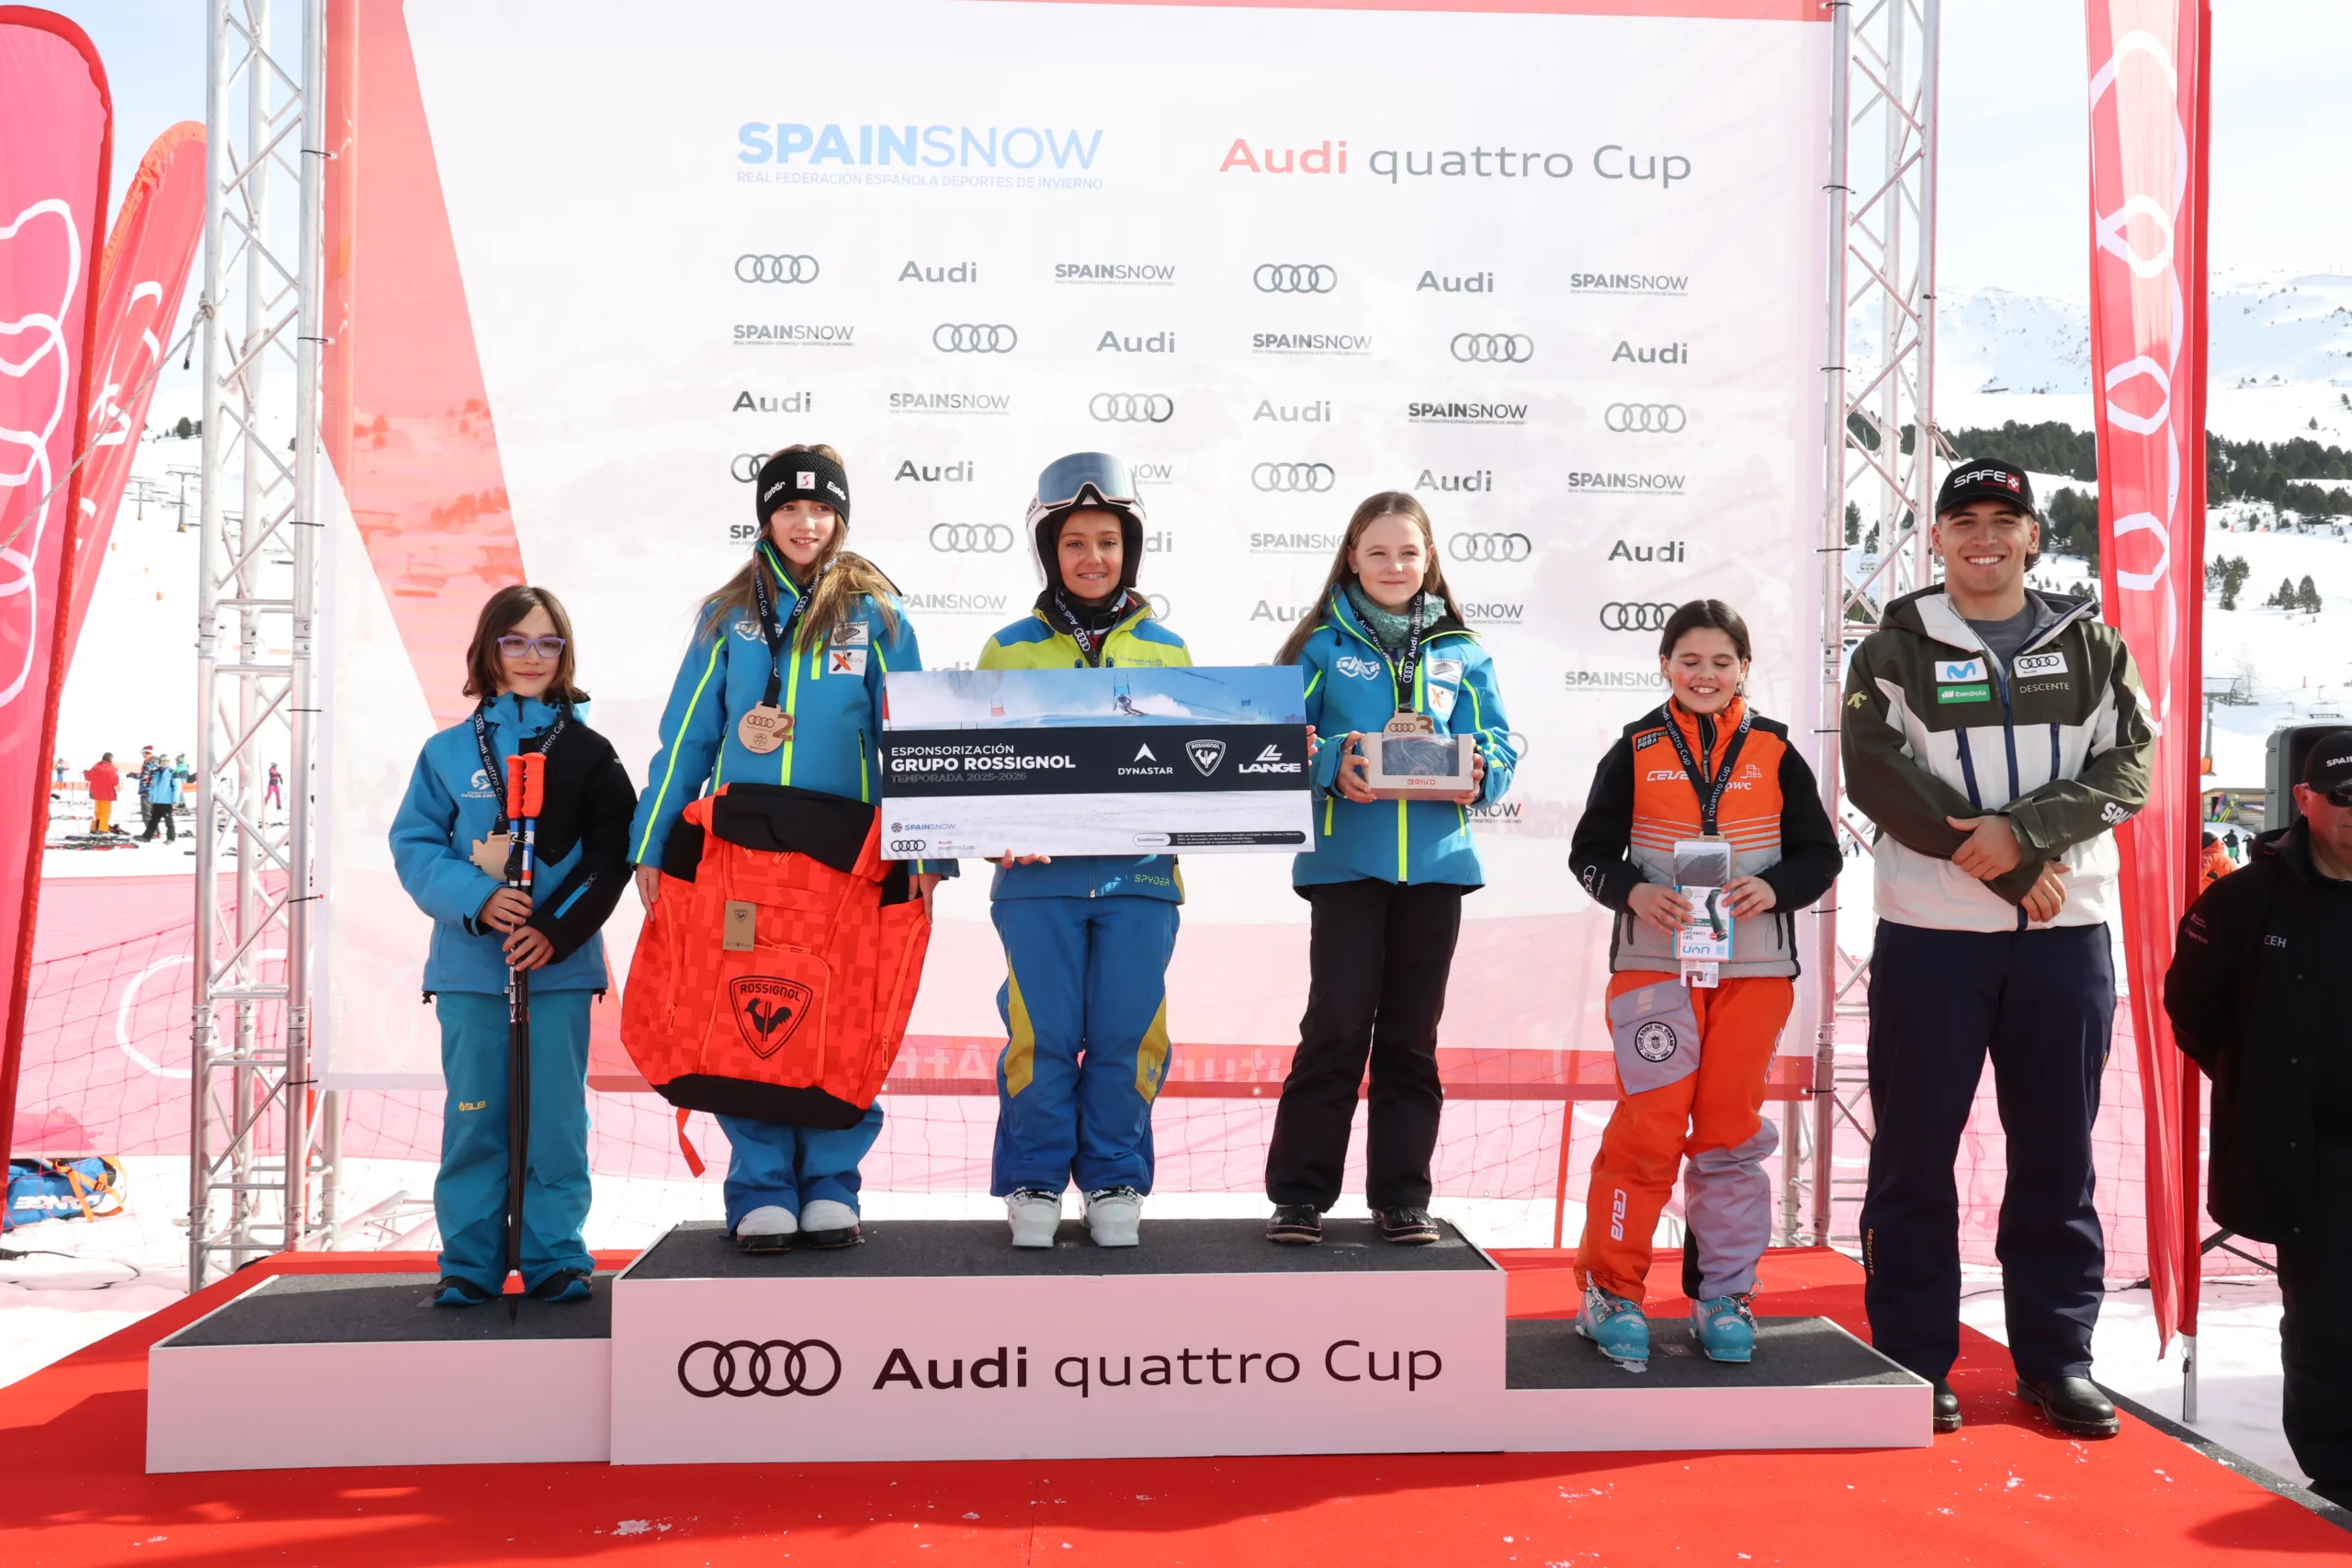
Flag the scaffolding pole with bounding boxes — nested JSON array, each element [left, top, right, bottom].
[[1801, 0, 1942, 1251], [188, 0, 333, 1291]]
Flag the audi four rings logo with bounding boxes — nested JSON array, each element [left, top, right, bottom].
[[1452, 333, 1534, 363], [1449, 532, 1532, 562], [729, 454, 763, 482], [1090, 392, 1174, 423], [1600, 601, 1679, 632], [930, 523, 1015, 553], [1252, 462, 1336, 493], [1606, 402, 1687, 433], [736, 254, 820, 284], [934, 323, 1018, 353], [677, 1338, 842, 1397], [1253, 264, 1337, 293]]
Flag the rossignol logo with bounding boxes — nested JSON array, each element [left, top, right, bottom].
[[1253, 332, 1371, 356], [1572, 272, 1690, 295], [737, 122, 1105, 171], [733, 389, 813, 414], [736, 254, 819, 284], [1607, 539, 1685, 563], [1185, 739, 1228, 776], [735, 323, 855, 346], [729, 977, 813, 1060], [900, 260, 978, 283], [1417, 271, 1493, 293], [888, 391, 1011, 414], [897, 460, 975, 482], [1238, 744, 1301, 775], [1254, 400, 1330, 424], [1058, 262, 1175, 285], [1408, 400, 1527, 426], [1568, 472, 1686, 493]]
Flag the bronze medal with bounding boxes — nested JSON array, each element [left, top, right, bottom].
[[469, 832, 513, 879], [738, 704, 792, 753], [1384, 711, 1436, 736]]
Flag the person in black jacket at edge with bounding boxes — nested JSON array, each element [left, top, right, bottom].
[[2165, 730, 2352, 1509]]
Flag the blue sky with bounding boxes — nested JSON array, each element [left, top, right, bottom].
[[42, 0, 2352, 302]]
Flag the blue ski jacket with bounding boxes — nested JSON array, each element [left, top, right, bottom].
[[1291, 587, 1517, 890], [389, 694, 637, 995], [628, 581, 953, 877]]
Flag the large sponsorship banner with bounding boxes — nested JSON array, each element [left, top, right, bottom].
[[318, 0, 1828, 1089]]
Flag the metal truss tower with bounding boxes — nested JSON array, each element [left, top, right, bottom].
[[187, 0, 331, 1289], [1791, 0, 1944, 1249]]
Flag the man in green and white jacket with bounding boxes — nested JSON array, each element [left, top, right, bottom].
[[1841, 459, 2153, 1439]]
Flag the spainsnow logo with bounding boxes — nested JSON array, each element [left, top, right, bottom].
[[738, 122, 1104, 171]]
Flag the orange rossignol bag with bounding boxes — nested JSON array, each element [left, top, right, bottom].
[[620, 783, 932, 1129]]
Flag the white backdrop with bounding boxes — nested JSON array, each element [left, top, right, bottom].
[[319, 0, 1829, 1087]]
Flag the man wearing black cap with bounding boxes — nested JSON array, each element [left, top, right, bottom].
[[1841, 459, 2154, 1437], [2166, 732, 2352, 1506]]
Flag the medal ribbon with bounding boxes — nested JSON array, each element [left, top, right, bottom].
[[1659, 702, 1752, 836], [749, 541, 820, 705], [1387, 591, 1429, 715], [1050, 588, 1134, 668]]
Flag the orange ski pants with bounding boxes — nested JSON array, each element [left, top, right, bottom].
[[1576, 969, 1792, 1303]]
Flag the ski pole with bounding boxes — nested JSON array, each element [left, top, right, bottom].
[[503, 750, 546, 1321]]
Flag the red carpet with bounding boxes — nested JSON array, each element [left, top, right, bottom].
[[1, 1247, 2339, 1565]]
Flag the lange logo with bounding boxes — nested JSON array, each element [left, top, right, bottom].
[[933, 323, 1018, 354], [1254, 263, 1337, 293], [929, 524, 1015, 554], [1605, 402, 1686, 434], [729, 976, 813, 1059], [1090, 392, 1174, 423], [736, 253, 820, 284], [1185, 738, 1227, 776], [1252, 462, 1335, 493], [730, 453, 763, 482], [1451, 333, 1532, 363], [678, 1338, 842, 1398], [1600, 601, 1677, 632], [1449, 532, 1531, 562]]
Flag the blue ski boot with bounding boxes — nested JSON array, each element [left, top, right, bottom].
[[1577, 1282, 1650, 1367], [1691, 1293, 1757, 1363]]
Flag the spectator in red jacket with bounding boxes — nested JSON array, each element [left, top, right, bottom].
[[84, 753, 120, 834]]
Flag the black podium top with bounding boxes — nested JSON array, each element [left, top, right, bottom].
[[162, 1271, 616, 1347], [627, 1218, 1500, 1281]]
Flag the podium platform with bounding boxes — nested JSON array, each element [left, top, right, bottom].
[[147, 1271, 615, 1472], [145, 1223, 1932, 1472]]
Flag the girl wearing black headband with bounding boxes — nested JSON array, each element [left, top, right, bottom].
[[626, 443, 951, 1254]]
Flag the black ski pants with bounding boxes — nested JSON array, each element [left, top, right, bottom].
[[1264, 878, 1463, 1213], [2278, 1133, 2352, 1497], [1860, 919, 2113, 1382]]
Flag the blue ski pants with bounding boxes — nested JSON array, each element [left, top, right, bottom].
[[717, 1106, 885, 1232], [434, 987, 594, 1292], [990, 895, 1181, 1196], [1860, 920, 2113, 1382]]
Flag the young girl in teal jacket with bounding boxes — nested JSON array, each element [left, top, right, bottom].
[[1262, 491, 1516, 1247], [628, 444, 950, 1252]]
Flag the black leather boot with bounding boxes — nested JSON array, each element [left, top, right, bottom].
[[1931, 1380, 1962, 1433], [2016, 1376, 2120, 1438]]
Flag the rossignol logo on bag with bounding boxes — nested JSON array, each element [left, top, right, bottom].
[[730, 976, 814, 1059]]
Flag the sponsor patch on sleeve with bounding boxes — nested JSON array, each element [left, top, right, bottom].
[[1935, 657, 1986, 683], [2013, 650, 2065, 678], [827, 648, 867, 677]]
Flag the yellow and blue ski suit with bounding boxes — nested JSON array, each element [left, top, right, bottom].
[[629, 579, 950, 1229], [977, 600, 1188, 1196]]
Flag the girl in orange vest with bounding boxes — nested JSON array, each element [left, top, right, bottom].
[[1566, 600, 1841, 1364]]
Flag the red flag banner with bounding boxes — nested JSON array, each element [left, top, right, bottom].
[[66, 119, 204, 664], [2084, 0, 2211, 1348], [0, 7, 111, 1161]]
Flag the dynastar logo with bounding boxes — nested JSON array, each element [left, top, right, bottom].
[[1185, 739, 1227, 776], [730, 976, 813, 1060]]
